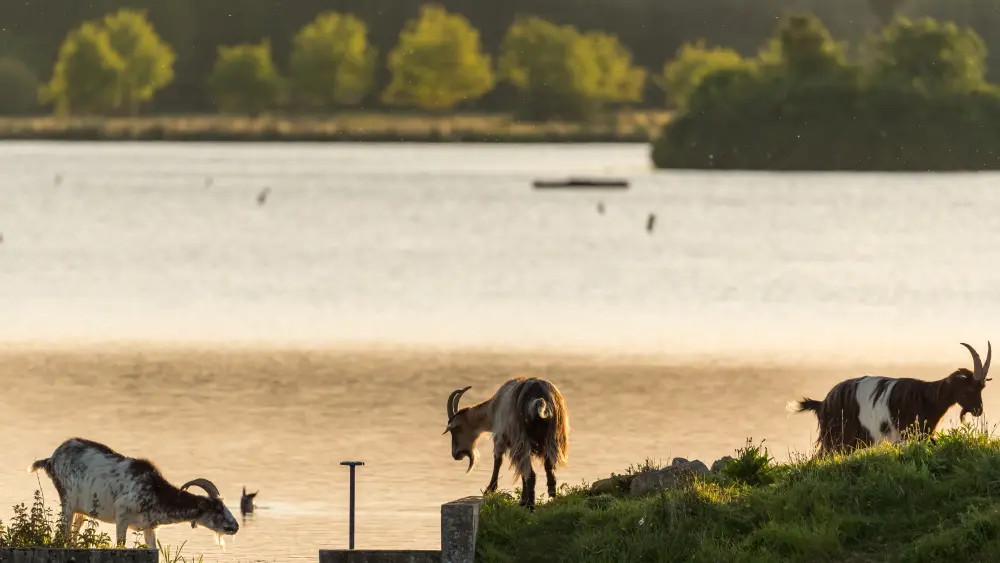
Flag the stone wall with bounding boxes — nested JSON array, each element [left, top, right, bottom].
[[0, 548, 158, 563]]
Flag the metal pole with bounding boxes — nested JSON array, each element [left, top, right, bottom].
[[340, 461, 365, 550]]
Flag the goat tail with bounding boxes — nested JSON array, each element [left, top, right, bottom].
[[28, 458, 50, 474], [788, 398, 822, 414]]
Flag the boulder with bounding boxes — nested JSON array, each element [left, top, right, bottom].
[[711, 456, 735, 473], [629, 459, 709, 497], [672, 458, 710, 476], [629, 467, 685, 497]]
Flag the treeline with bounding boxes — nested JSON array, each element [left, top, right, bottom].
[[652, 14, 1000, 170], [0, 5, 645, 120], [3, 0, 1000, 114]]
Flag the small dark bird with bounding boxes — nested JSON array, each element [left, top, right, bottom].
[[597, 202, 605, 215], [646, 213, 656, 233], [241, 486, 259, 515], [257, 187, 271, 206]]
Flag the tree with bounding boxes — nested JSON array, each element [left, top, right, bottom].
[[0, 57, 40, 115], [289, 12, 377, 109], [41, 22, 124, 115], [498, 17, 601, 120], [382, 4, 494, 111], [498, 17, 646, 121], [208, 40, 283, 115], [103, 9, 175, 115], [585, 31, 647, 107], [658, 41, 747, 110], [757, 14, 850, 79], [870, 17, 987, 93]]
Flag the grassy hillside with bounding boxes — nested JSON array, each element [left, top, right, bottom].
[[477, 426, 1000, 563]]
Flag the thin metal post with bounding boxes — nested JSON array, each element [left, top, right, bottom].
[[340, 461, 365, 550]]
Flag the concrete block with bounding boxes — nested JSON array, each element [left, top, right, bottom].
[[0, 549, 158, 563], [317, 550, 440, 563], [440, 496, 481, 563]]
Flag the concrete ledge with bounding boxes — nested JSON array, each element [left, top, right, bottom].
[[0, 549, 158, 563], [319, 496, 483, 563], [318, 551, 440, 563], [441, 496, 481, 563]]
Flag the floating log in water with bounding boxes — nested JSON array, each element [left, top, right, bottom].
[[532, 177, 630, 189]]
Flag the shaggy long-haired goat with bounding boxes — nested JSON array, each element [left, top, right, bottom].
[[792, 342, 992, 455], [443, 377, 569, 508], [30, 438, 239, 547]]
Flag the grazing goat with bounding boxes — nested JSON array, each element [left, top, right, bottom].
[[30, 438, 239, 548], [442, 377, 569, 508], [792, 342, 992, 455]]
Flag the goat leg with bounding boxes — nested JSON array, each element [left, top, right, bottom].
[[544, 457, 557, 499], [144, 528, 157, 550], [485, 452, 503, 494], [60, 504, 73, 545], [518, 469, 536, 510], [115, 519, 129, 548], [70, 514, 86, 541]]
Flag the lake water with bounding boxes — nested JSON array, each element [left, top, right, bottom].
[[0, 141, 999, 561]]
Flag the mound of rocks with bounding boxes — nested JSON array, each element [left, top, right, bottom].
[[589, 455, 736, 498]]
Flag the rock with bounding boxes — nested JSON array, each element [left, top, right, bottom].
[[629, 468, 685, 497], [675, 459, 710, 476], [591, 477, 617, 495], [711, 456, 735, 473], [629, 460, 708, 497]]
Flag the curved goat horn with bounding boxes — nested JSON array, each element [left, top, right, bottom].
[[984, 341, 992, 381], [961, 342, 986, 381], [446, 386, 472, 420], [181, 478, 221, 499]]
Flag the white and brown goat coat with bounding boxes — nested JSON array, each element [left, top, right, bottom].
[[793, 342, 991, 455], [443, 377, 569, 508], [30, 437, 239, 547]]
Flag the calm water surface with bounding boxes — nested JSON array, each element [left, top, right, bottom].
[[1, 142, 999, 561]]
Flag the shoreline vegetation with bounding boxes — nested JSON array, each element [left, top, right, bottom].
[[7, 3, 1000, 169], [477, 425, 1000, 562], [0, 112, 667, 144]]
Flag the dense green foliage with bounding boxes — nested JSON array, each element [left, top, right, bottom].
[[40, 22, 124, 115], [653, 14, 1000, 170], [497, 17, 644, 121], [0, 490, 112, 549], [6, 0, 1000, 114], [478, 426, 1000, 562], [382, 4, 494, 111], [102, 9, 175, 115], [289, 12, 378, 109], [208, 40, 283, 115], [39, 9, 173, 116]]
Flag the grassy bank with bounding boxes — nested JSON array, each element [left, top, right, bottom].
[[477, 426, 1000, 563], [0, 111, 669, 143]]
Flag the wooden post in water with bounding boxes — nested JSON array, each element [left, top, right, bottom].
[[339, 461, 365, 550]]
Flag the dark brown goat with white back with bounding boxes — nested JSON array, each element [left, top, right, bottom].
[[443, 377, 569, 508], [792, 341, 991, 455]]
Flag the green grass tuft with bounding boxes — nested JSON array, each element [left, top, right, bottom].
[[477, 425, 1000, 563]]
